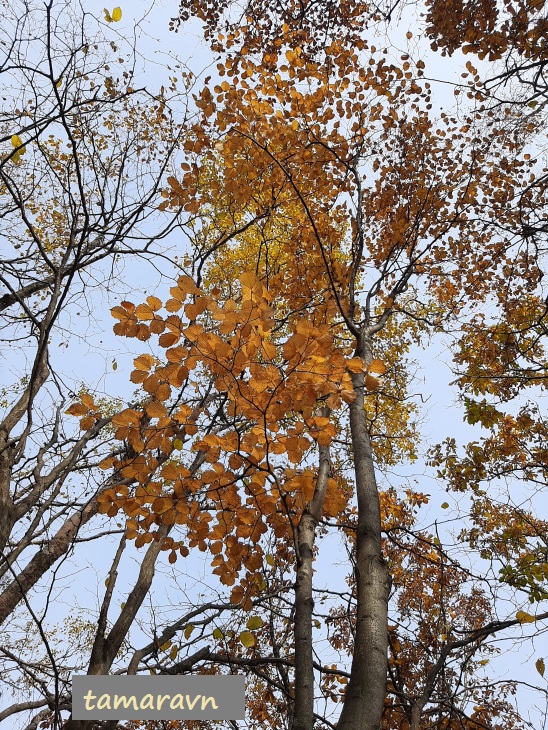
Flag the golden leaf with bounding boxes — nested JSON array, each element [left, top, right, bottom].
[[239, 630, 256, 648], [516, 610, 535, 624], [346, 357, 365, 373], [146, 295, 162, 311], [134, 354, 155, 370], [246, 616, 263, 630], [135, 303, 154, 320]]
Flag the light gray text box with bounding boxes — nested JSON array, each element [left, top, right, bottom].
[[72, 675, 245, 720]]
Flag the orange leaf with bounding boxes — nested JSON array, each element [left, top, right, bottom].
[[165, 298, 183, 312], [368, 359, 386, 375], [146, 295, 163, 311], [79, 415, 96, 430], [145, 400, 168, 418], [135, 303, 154, 320], [162, 463, 180, 480], [156, 383, 171, 401], [159, 332, 179, 348], [346, 357, 365, 373], [66, 403, 88, 416], [134, 354, 155, 371], [177, 275, 200, 296]]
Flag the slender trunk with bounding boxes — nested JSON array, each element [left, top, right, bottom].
[[63, 526, 169, 730], [337, 367, 390, 730], [291, 433, 331, 730], [0, 495, 102, 625]]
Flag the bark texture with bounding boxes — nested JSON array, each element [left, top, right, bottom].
[[291, 430, 331, 730], [337, 366, 390, 730]]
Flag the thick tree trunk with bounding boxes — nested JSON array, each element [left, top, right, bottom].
[[291, 435, 330, 730], [337, 367, 390, 730]]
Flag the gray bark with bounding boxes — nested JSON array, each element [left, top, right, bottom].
[[291, 426, 331, 730], [337, 364, 390, 730]]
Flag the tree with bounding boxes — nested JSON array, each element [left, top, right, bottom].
[[85, 3, 547, 728], [0, 2, 201, 727]]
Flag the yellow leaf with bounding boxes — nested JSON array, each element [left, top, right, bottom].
[[173, 438, 183, 450], [441, 502, 449, 509], [103, 8, 112, 22], [170, 644, 178, 661], [246, 616, 263, 630], [184, 624, 194, 639], [265, 553, 275, 566], [516, 610, 535, 624], [112, 6, 122, 21], [160, 640, 172, 652], [11, 134, 26, 157], [213, 628, 224, 640], [239, 630, 256, 648], [536, 657, 545, 677]]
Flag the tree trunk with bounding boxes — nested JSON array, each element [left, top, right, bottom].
[[291, 435, 330, 730], [337, 367, 390, 730]]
